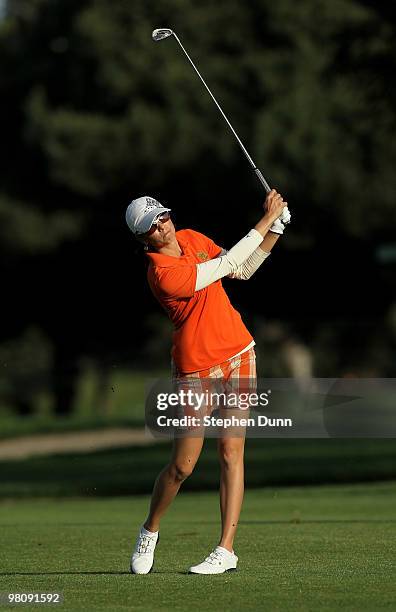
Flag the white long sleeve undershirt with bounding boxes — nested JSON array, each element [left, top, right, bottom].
[[222, 246, 270, 280], [195, 229, 270, 291]]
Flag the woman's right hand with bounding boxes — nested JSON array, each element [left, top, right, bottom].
[[263, 189, 287, 222]]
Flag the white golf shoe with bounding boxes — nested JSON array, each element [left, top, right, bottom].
[[130, 527, 159, 574], [188, 546, 238, 574]]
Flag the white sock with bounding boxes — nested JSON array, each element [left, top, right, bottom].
[[141, 525, 158, 536], [216, 546, 234, 556]]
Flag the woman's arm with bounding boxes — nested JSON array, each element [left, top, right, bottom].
[[219, 246, 270, 280], [195, 190, 286, 291], [225, 231, 282, 280]]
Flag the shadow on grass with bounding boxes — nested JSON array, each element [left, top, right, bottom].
[[239, 519, 396, 524], [1, 438, 396, 498], [0, 571, 132, 576], [0, 571, 186, 576]]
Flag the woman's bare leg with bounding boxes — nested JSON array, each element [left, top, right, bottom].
[[217, 435, 246, 552], [144, 435, 204, 532]]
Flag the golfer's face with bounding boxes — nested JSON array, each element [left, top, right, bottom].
[[146, 215, 175, 249]]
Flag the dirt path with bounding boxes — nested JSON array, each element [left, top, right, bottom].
[[0, 428, 162, 461]]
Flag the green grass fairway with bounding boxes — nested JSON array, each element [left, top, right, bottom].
[[1, 483, 396, 611], [2, 439, 396, 497]]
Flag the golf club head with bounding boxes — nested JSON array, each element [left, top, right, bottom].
[[152, 28, 174, 42]]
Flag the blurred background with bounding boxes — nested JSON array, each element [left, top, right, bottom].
[[0, 0, 395, 495]]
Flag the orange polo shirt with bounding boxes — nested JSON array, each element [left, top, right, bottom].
[[146, 229, 253, 374]]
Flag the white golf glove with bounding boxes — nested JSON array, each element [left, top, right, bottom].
[[269, 218, 285, 234], [280, 206, 291, 225], [269, 206, 291, 235]]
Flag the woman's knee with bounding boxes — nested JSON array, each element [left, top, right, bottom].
[[168, 460, 195, 483], [218, 441, 244, 467]]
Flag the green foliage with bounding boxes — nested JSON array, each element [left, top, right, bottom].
[[0, 192, 81, 253], [26, 88, 135, 196], [0, 366, 167, 433], [0, 327, 53, 413], [2, 0, 395, 236], [3, 0, 396, 234], [252, 0, 396, 235]]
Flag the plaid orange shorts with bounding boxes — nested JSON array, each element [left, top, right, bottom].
[[171, 347, 257, 434]]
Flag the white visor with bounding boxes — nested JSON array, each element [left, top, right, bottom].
[[125, 196, 171, 235]]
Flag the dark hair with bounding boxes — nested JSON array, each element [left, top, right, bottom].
[[130, 233, 147, 256]]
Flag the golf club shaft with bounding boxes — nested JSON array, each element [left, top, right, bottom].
[[172, 32, 271, 193]]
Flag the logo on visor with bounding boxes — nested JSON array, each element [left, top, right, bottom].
[[144, 198, 160, 213]]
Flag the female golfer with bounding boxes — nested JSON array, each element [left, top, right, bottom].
[[126, 190, 290, 574]]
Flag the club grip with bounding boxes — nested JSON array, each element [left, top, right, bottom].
[[254, 168, 271, 193]]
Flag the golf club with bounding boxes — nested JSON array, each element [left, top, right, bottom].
[[152, 27, 271, 194]]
